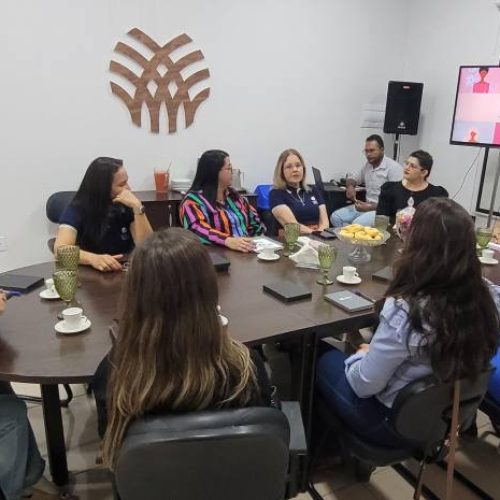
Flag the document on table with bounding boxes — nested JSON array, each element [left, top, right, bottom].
[[252, 236, 283, 252]]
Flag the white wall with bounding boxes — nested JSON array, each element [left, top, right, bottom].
[[0, 0, 411, 271], [401, 0, 500, 216]]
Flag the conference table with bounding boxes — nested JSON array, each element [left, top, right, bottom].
[[1, 234, 499, 487]]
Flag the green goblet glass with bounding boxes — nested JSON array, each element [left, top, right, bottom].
[[374, 215, 389, 232], [53, 270, 79, 319], [476, 227, 493, 255], [316, 244, 337, 286], [56, 245, 80, 270], [283, 223, 300, 256]]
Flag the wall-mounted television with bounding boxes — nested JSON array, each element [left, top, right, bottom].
[[450, 65, 500, 148]]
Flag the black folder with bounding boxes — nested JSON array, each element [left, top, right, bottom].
[[0, 273, 44, 293], [263, 281, 312, 303], [208, 251, 231, 272], [372, 266, 393, 282]]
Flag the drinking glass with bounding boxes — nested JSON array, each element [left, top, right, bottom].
[[316, 244, 337, 285], [154, 169, 168, 193], [56, 245, 80, 270], [476, 227, 493, 255], [53, 270, 79, 319], [374, 215, 389, 232], [283, 223, 300, 256]]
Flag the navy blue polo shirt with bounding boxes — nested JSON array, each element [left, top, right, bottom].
[[59, 202, 134, 255], [269, 186, 325, 226]]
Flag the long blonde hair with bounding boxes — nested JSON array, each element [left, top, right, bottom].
[[272, 148, 309, 190], [102, 228, 258, 468]]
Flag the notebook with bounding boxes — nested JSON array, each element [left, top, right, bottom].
[[372, 266, 393, 282], [324, 290, 374, 313], [0, 273, 44, 293], [263, 280, 312, 303], [208, 251, 231, 272]]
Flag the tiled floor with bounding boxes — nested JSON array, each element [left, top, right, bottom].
[[13, 382, 500, 499]]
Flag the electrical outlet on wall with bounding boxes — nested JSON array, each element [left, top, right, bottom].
[[0, 236, 7, 252]]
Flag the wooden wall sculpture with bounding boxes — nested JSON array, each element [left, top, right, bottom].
[[110, 28, 210, 134]]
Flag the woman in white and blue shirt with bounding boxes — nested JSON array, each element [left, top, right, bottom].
[[317, 197, 500, 448]]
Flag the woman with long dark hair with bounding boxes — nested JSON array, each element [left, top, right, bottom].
[[98, 228, 273, 467], [179, 150, 264, 252], [54, 157, 152, 272], [317, 197, 500, 447]]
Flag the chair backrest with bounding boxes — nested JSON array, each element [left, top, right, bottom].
[[391, 369, 492, 449], [115, 406, 291, 500], [46, 191, 76, 223], [311, 167, 324, 191], [254, 184, 273, 210]]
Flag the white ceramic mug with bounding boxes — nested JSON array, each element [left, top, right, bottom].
[[343, 266, 359, 282], [261, 247, 276, 258], [482, 249, 494, 261], [62, 307, 85, 329], [45, 278, 56, 295]]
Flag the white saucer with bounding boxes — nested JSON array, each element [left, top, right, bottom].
[[40, 289, 60, 300], [54, 318, 91, 335], [257, 253, 280, 261], [219, 314, 229, 327], [479, 256, 499, 265], [336, 275, 362, 285]]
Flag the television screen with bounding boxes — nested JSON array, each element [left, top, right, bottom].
[[450, 65, 500, 147]]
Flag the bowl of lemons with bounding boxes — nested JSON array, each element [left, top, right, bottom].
[[334, 224, 390, 263]]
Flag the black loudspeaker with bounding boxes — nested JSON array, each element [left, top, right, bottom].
[[383, 81, 423, 135]]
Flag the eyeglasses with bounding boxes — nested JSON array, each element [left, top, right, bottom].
[[221, 166, 233, 173], [404, 161, 423, 170]]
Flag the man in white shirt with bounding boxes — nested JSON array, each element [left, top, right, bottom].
[[330, 134, 403, 227]]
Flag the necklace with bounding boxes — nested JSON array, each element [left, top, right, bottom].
[[287, 188, 305, 206]]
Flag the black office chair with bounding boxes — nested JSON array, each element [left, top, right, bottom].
[[311, 371, 492, 500], [115, 402, 307, 500], [28, 191, 78, 407], [480, 391, 500, 439], [46, 191, 76, 252]]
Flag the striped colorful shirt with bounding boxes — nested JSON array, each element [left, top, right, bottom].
[[179, 188, 265, 246]]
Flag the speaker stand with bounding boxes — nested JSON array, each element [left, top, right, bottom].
[[393, 133, 401, 162], [487, 149, 500, 228]]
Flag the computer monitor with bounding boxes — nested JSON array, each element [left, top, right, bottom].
[[450, 65, 500, 148]]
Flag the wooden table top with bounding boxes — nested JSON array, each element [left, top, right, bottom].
[[1, 236, 499, 384]]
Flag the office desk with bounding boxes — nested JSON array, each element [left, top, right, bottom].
[[319, 186, 366, 215]]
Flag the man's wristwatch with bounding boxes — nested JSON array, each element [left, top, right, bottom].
[[134, 205, 146, 215]]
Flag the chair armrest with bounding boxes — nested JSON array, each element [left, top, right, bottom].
[[281, 401, 307, 454]]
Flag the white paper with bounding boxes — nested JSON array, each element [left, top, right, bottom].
[[360, 103, 386, 129], [252, 236, 283, 252]]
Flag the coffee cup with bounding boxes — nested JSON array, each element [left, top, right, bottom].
[[260, 247, 276, 258], [343, 266, 359, 282], [482, 249, 494, 261], [45, 278, 56, 295], [62, 307, 86, 329]]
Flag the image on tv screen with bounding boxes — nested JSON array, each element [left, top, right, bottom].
[[450, 65, 500, 148]]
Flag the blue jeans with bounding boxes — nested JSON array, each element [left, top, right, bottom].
[[316, 348, 409, 449], [0, 386, 45, 500], [330, 205, 375, 227]]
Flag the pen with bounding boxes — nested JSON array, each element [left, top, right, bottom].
[[5, 291, 22, 300], [352, 290, 375, 303]]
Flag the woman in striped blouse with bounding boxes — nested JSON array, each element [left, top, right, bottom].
[[180, 150, 265, 252]]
